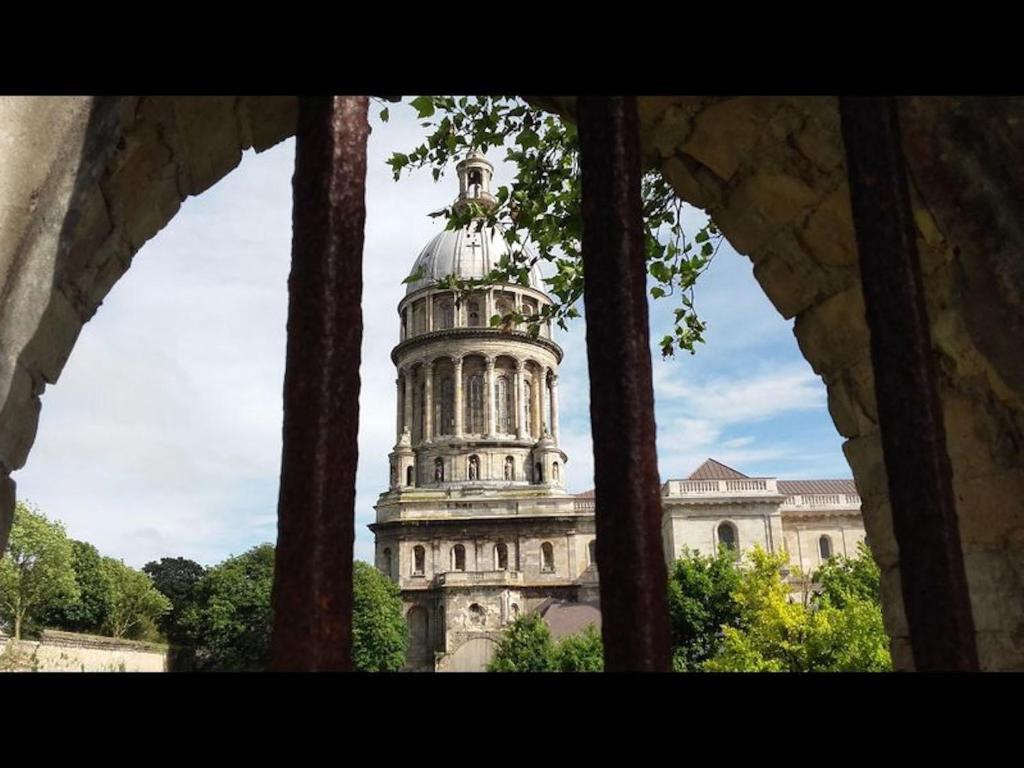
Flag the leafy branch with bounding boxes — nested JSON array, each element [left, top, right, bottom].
[[379, 95, 724, 357]]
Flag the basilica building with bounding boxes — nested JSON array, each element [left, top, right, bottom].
[[372, 153, 867, 672]]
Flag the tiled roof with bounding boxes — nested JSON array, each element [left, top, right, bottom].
[[687, 458, 750, 480], [574, 489, 595, 499], [538, 600, 602, 640], [778, 479, 858, 496]]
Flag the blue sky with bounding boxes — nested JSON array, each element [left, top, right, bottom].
[[12, 100, 850, 569]]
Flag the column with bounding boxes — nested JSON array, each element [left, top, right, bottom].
[[423, 361, 434, 442], [403, 368, 413, 434], [516, 360, 528, 439], [426, 295, 433, 332], [550, 372, 560, 443], [541, 367, 551, 435], [484, 289, 493, 327], [404, 305, 412, 338], [395, 376, 402, 441], [485, 356, 496, 437], [453, 356, 464, 438]]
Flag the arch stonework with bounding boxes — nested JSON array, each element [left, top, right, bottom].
[[2, 95, 1023, 670]]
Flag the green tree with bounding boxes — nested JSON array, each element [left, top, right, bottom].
[[667, 547, 743, 671], [552, 624, 603, 672], [383, 96, 724, 358], [352, 560, 407, 672], [703, 547, 892, 672], [143, 556, 206, 644], [0, 502, 79, 639], [814, 541, 882, 609], [42, 539, 113, 634], [180, 544, 275, 671], [101, 558, 172, 640], [488, 614, 555, 672]]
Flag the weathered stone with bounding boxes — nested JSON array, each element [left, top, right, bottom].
[[793, 285, 870, 377], [659, 154, 723, 212], [797, 182, 857, 267], [239, 96, 298, 153], [0, 472, 13, 554], [0, 363, 42, 472], [171, 96, 243, 196], [683, 96, 780, 182], [879, 563, 910, 638]]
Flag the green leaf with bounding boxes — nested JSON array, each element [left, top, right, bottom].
[[379, 107, 389, 123], [410, 95, 435, 119]]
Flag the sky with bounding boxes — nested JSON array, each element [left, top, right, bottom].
[[12, 100, 851, 569]]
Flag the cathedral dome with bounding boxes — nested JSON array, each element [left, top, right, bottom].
[[405, 226, 544, 295]]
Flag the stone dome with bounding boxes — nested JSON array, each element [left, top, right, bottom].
[[405, 226, 545, 295]]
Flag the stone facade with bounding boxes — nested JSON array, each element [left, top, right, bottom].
[[655, 458, 866, 576], [371, 153, 594, 671]]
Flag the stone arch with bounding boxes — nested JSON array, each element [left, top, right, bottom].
[[3, 95, 1024, 670], [447, 636, 497, 672], [406, 606, 430, 668]]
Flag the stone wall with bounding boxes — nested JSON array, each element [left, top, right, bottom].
[[2, 95, 1023, 669], [0, 629, 169, 672]]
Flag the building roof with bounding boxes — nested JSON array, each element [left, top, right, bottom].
[[405, 226, 545, 295], [574, 489, 595, 499], [537, 600, 602, 640], [686, 458, 750, 480], [777, 479, 858, 495]]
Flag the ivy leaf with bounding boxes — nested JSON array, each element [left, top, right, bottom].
[[379, 107, 390, 123]]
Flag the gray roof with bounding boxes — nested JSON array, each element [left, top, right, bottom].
[[405, 225, 544, 295], [687, 458, 749, 480], [777, 479, 858, 495], [538, 600, 602, 640]]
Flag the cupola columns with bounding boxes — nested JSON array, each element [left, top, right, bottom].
[[551, 373, 560, 443], [453, 356, 464, 438]]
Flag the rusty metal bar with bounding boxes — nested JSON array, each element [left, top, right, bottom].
[[577, 96, 671, 672], [839, 97, 979, 671], [270, 96, 369, 671]]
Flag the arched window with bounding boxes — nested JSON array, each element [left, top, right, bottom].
[[495, 375, 512, 433], [552, 461, 559, 481], [438, 301, 454, 330], [717, 522, 738, 553], [525, 380, 534, 437], [504, 456, 514, 481], [416, 381, 425, 441], [381, 547, 392, 578], [540, 542, 555, 573], [401, 314, 408, 341], [467, 454, 480, 481], [406, 465, 414, 487], [406, 606, 429, 663], [467, 299, 481, 327], [495, 542, 509, 571], [413, 545, 426, 576], [588, 539, 596, 567], [819, 535, 833, 560], [467, 375, 484, 433], [511, 603, 520, 620], [468, 603, 485, 627], [437, 376, 454, 435], [535, 462, 543, 484], [433, 457, 445, 483], [451, 544, 466, 572]]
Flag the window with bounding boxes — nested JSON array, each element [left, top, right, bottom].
[[535, 462, 543, 484], [467, 375, 484, 433], [434, 457, 445, 483], [525, 380, 534, 437], [552, 461, 559, 481], [451, 544, 466, 572], [413, 545, 425, 576], [437, 376, 454, 435], [540, 542, 555, 573], [406, 465, 414, 487], [717, 522, 738, 553], [468, 454, 480, 481], [495, 375, 512, 433], [467, 299, 481, 327], [438, 301, 454, 330], [381, 547, 392, 578], [504, 456, 514, 481], [468, 603, 485, 626], [819, 535, 833, 560], [511, 603, 520, 620], [588, 539, 596, 567], [495, 542, 509, 571]]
